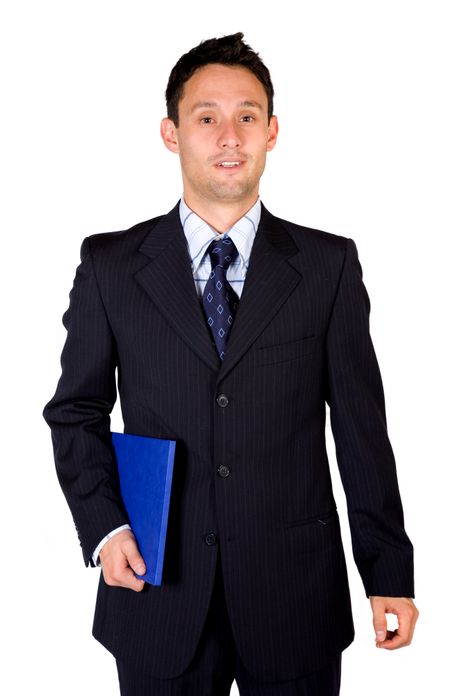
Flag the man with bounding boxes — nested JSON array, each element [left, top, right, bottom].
[[43, 32, 418, 695]]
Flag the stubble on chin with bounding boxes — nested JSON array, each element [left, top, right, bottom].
[[181, 152, 266, 205], [203, 176, 256, 202], [202, 159, 264, 203]]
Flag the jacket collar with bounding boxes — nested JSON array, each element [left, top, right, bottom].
[[134, 201, 304, 378]]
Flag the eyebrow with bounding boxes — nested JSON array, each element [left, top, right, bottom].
[[190, 100, 264, 112]]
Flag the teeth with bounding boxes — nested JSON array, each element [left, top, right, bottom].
[[220, 162, 240, 167]]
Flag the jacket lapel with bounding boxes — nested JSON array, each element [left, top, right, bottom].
[[134, 203, 221, 371], [218, 204, 303, 382], [133, 202, 303, 377]]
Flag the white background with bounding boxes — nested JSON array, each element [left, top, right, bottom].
[[1, 1, 448, 693]]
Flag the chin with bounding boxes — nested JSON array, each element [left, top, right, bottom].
[[206, 181, 256, 202]]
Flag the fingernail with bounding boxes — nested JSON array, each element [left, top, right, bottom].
[[136, 565, 145, 575]]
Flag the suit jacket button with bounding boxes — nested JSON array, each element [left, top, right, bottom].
[[216, 394, 229, 407], [204, 532, 218, 546], [217, 465, 231, 478]]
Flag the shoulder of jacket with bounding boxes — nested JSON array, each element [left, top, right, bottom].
[[272, 213, 350, 250], [261, 204, 350, 250], [83, 214, 165, 256], [261, 207, 356, 278]]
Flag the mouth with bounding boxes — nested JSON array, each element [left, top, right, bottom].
[[214, 159, 245, 170]]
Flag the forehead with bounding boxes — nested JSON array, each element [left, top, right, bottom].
[[179, 64, 268, 111]]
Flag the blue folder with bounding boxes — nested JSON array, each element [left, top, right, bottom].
[[111, 431, 176, 586]]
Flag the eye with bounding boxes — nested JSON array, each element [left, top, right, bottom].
[[200, 117, 214, 124], [240, 115, 255, 122]]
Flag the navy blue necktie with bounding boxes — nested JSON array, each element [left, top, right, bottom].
[[202, 236, 240, 361]]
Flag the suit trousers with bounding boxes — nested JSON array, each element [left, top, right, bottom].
[[116, 550, 342, 696]]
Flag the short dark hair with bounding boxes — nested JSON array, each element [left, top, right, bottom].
[[165, 32, 274, 127]]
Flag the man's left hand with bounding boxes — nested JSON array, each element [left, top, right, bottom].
[[369, 596, 419, 650]]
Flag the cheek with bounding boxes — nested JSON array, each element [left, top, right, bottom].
[[251, 145, 268, 169], [180, 137, 210, 164], [179, 145, 201, 171], [248, 132, 270, 157]]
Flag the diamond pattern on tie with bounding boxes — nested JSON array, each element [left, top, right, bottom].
[[202, 236, 239, 360]]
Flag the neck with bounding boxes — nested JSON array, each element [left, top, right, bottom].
[[183, 192, 259, 233]]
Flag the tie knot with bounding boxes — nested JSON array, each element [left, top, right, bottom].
[[207, 236, 238, 272]]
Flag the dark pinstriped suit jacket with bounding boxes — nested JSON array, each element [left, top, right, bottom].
[[43, 201, 414, 681]]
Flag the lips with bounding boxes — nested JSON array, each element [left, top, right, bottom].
[[214, 159, 245, 169]]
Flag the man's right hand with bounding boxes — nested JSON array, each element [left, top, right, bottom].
[[99, 529, 146, 592]]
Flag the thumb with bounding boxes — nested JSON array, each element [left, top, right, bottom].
[[372, 601, 387, 643], [124, 539, 146, 576]]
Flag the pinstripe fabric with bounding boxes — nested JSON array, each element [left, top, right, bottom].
[[115, 552, 342, 694], [43, 201, 414, 682]]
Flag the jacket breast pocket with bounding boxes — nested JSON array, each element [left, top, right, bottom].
[[256, 335, 322, 366]]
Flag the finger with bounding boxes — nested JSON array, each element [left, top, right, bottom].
[[102, 547, 146, 591], [120, 566, 146, 592], [105, 564, 145, 592], [123, 539, 146, 577], [376, 629, 408, 650], [377, 610, 414, 650], [396, 602, 418, 645], [372, 602, 388, 644]]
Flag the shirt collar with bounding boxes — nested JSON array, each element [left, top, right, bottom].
[[179, 196, 261, 275]]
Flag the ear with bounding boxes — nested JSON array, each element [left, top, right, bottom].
[[160, 117, 179, 153], [266, 115, 279, 152]]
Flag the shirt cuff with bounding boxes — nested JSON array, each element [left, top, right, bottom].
[[92, 524, 132, 567]]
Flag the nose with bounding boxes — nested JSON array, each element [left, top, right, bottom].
[[218, 120, 241, 149]]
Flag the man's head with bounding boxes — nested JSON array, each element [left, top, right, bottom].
[[161, 33, 278, 215], [165, 32, 274, 128]]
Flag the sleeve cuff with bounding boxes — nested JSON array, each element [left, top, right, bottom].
[[91, 524, 132, 566]]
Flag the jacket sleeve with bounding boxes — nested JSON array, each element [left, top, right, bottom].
[[43, 237, 129, 566], [325, 237, 414, 598]]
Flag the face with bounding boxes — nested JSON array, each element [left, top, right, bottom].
[[161, 64, 278, 206]]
